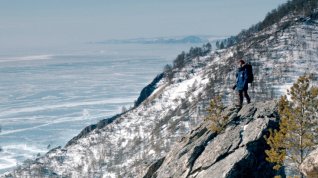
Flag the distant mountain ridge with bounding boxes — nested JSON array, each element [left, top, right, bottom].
[[94, 35, 225, 44]]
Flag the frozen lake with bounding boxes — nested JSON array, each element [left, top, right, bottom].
[[0, 43, 198, 173]]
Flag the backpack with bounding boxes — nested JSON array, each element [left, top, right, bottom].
[[245, 63, 254, 83]]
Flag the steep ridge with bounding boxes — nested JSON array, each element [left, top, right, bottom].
[[4, 3, 318, 178], [143, 100, 280, 178]]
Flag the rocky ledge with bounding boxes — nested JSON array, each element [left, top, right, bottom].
[[143, 100, 280, 178]]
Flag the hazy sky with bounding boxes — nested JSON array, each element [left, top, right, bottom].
[[0, 0, 287, 54]]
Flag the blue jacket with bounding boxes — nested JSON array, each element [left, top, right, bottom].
[[236, 66, 248, 91]]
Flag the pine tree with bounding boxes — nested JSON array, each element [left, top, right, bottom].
[[163, 64, 174, 82], [219, 42, 225, 49], [205, 96, 228, 133], [173, 51, 186, 69], [216, 41, 220, 49], [265, 75, 318, 177]]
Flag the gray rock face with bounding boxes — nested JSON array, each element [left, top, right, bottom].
[[300, 148, 318, 178], [144, 101, 279, 178]]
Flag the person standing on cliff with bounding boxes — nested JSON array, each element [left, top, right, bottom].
[[232, 59, 251, 108]]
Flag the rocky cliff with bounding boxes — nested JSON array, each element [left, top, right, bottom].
[[143, 100, 280, 178]]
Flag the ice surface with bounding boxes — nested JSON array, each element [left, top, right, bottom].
[[0, 43, 197, 173]]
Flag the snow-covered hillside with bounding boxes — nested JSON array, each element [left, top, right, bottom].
[[4, 9, 318, 178]]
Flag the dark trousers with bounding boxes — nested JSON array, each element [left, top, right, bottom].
[[238, 90, 250, 107]]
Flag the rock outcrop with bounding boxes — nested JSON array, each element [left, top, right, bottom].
[[135, 73, 164, 107], [144, 100, 280, 178], [300, 148, 318, 178]]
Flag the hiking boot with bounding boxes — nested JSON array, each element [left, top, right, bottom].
[[234, 105, 242, 112]]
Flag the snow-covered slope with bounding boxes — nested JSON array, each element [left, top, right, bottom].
[[4, 11, 318, 178]]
